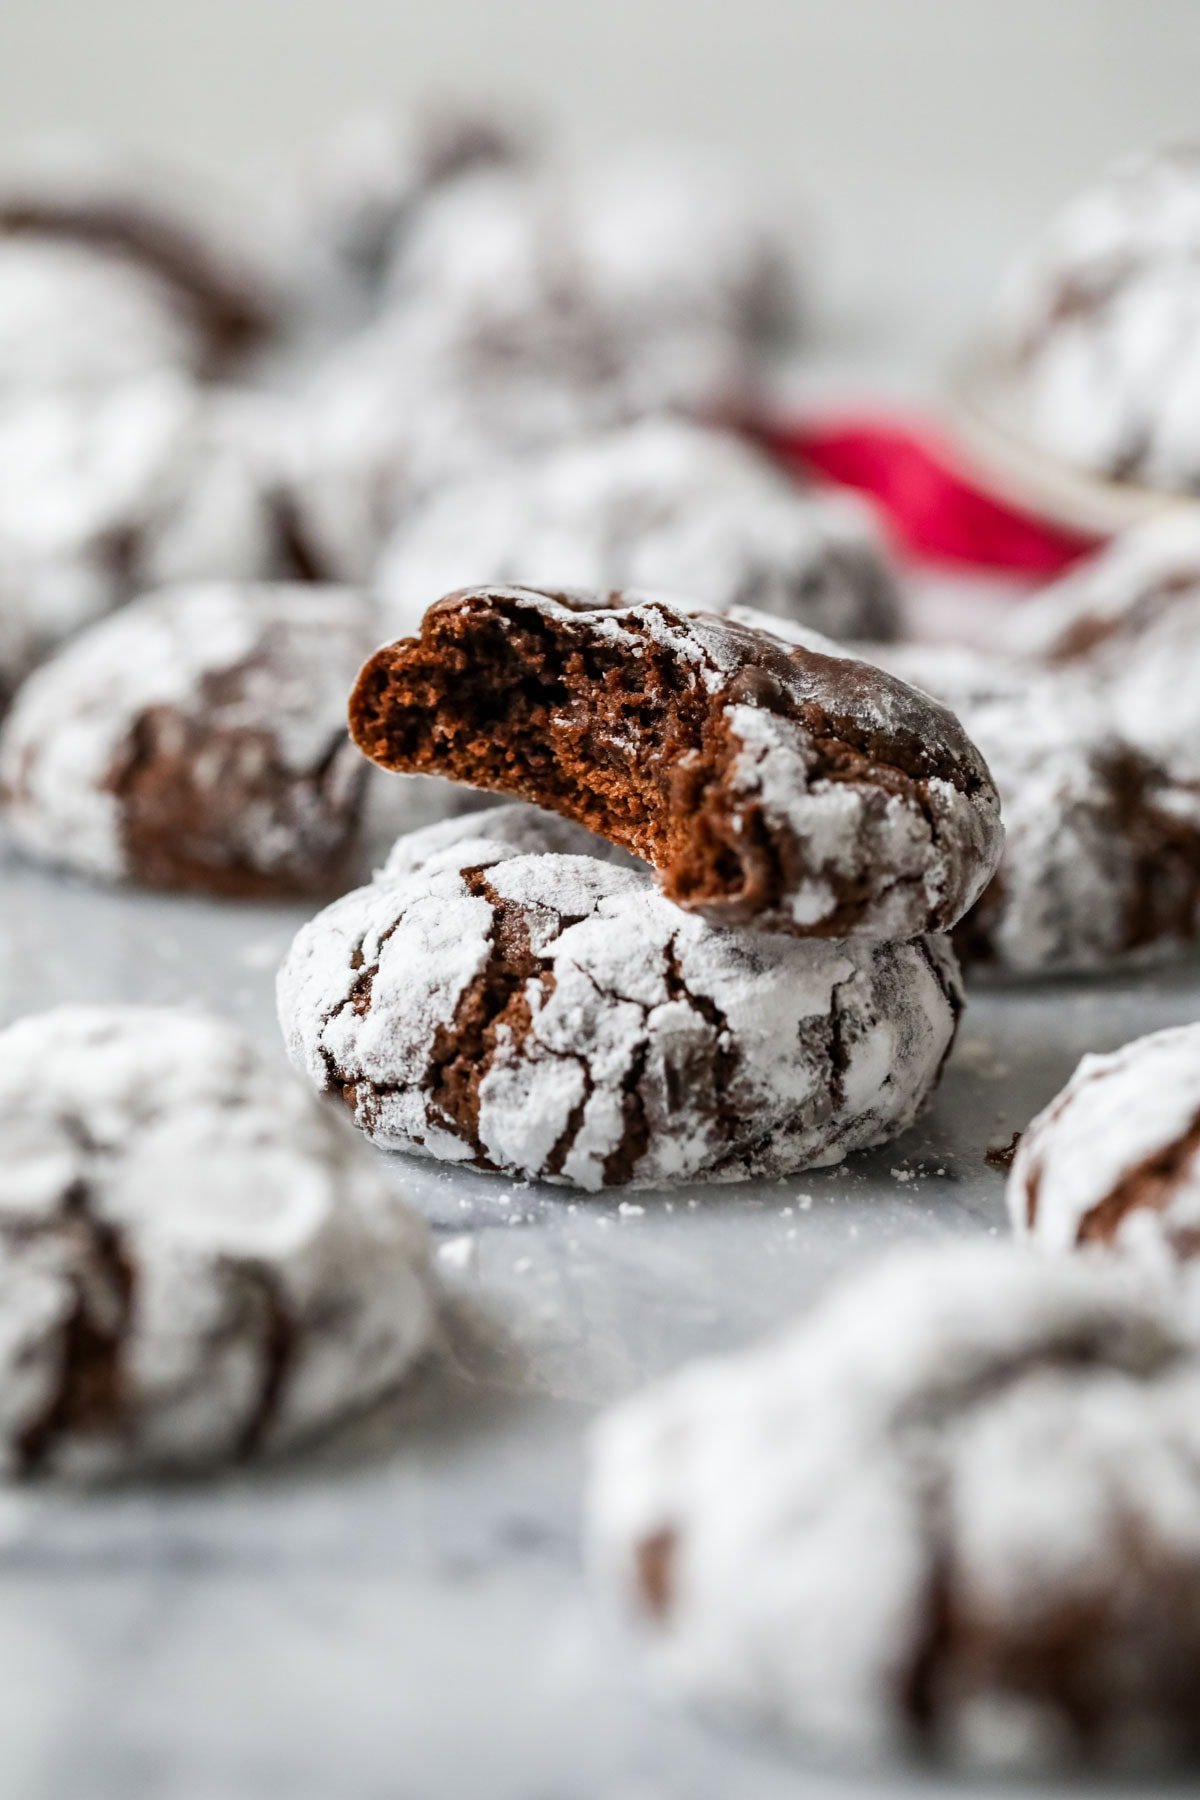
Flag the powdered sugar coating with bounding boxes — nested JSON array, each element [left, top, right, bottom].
[[589, 1242, 1200, 1767], [283, 307, 756, 583], [353, 588, 1004, 941], [0, 581, 373, 894], [0, 1005, 436, 1478], [875, 640, 1200, 974], [278, 807, 963, 1191], [1016, 513, 1200, 780], [389, 152, 799, 350], [0, 239, 197, 395], [280, 105, 531, 322], [1010, 1024, 1200, 1265], [0, 375, 296, 700], [376, 419, 899, 645], [981, 145, 1200, 491]]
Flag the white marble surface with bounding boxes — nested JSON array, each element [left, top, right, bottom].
[[2, 820, 1199, 1799]]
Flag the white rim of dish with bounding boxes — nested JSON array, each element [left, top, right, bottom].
[[948, 348, 1200, 538]]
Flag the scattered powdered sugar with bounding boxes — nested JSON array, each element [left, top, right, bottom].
[[1010, 1023, 1200, 1264], [277, 806, 963, 1191], [0, 581, 374, 885], [0, 1005, 437, 1477], [588, 1241, 1200, 1767], [376, 417, 899, 645]]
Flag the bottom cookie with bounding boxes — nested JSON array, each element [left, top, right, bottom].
[[277, 806, 963, 1190]]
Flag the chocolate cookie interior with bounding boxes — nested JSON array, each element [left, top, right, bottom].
[[349, 588, 982, 929]]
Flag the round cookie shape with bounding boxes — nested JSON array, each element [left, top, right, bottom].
[[282, 307, 757, 584], [588, 1242, 1200, 1768], [978, 145, 1200, 491], [277, 806, 964, 1191], [0, 1005, 436, 1479], [284, 104, 531, 314], [0, 374, 301, 701], [389, 153, 799, 353], [876, 641, 1200, 975], [376, 419, 900, 646], [349, 587, 1003, 940], [0, 238, 200, 396], [1010, 1024, 1200, 1263], [0, 582, 374, 897], [1015, 513, 1200, 780], [0, 147, 274, 374]]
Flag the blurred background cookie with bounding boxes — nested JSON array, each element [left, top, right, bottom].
[[0, 582, 374, 898]]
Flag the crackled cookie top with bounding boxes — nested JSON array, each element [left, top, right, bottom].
[[0, 582, 373, 897], [0, 1005, 436, 1478], [278, 806, 962, 1191], [876, 640, 1200, 974], [350, 587, 1003, 940], [377, 419, 899, 646], [589, 1243, 1200, 1767], [980, 145, 1200, 491], [1010, 1024, 1200, 1263]]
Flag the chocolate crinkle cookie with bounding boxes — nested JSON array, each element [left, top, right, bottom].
[[0, 1006, 436, 1479], [387, 151, 801, 354], [349, 588, 1003, 940], [1010, 1024, 1200, 1265], [0, 374, 310, 703], [376, 418, 900, 646], [1014, 512, 1200, 782], [277, 805, 963, 1190], [589, 1242, 1200, 1769], [876, 641, 1200, 975], [0, 582, 374, 898], [0, 143, 274, 379], [978, 144, 1200, 492], [280, 303, 760, 585], [283, 104, 532, 317]]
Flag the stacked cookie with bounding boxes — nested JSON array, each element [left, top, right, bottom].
[[277, 587, 1003, 1189]]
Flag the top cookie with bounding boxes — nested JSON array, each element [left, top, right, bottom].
[[376, 418, 900, 646], [349, 587, 1003, 939]]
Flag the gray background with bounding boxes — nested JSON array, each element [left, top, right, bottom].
[[2, 4, 1199, 1797], [4, 0, 1200, 365]]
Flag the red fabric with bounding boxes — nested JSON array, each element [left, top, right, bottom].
[[758, 413, 1103, 577]]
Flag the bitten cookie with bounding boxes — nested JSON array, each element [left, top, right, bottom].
[[0, 582, 373, 897], [0, 1006, 436, 1478], [978, 144, 1200, 492], [1010, 1024, 1200, 1263], [589, 1243, 1200, 1768], [277, 806, 963, 1191], [876, 642, 1200, 974], [349, 588, 1003, 940], [377, 419, 900, 646], [0, 374, 304, 701]]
